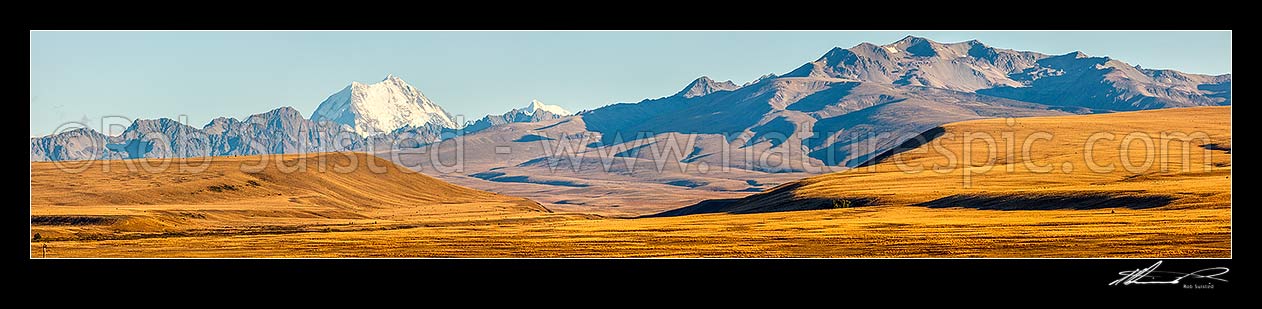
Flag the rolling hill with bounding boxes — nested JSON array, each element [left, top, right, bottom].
[[30, 152, 550, 241], [655, 106, 1231, 216]]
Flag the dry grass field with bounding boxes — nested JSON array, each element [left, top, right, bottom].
[[29, 153, 553, 242], [30, 107, 1230, 258], [31, 206, 1226, 257]]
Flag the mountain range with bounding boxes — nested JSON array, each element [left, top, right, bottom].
[[31, 36, 1230, 214], [30, 77, 568, 161], [782, 36, 1229, 110], [382, 36, 1232, 214], [464, 100, 572, 134]]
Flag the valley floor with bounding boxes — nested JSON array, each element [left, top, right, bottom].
[[33, 206, 1228, 258]]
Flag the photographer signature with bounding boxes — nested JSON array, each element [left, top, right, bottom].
[[1110, 261, 1229, 286]]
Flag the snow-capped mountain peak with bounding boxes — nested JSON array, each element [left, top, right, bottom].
[[310, 74, 457, 137], [521, 99, 572, 116], [460, 100, 573, 134]]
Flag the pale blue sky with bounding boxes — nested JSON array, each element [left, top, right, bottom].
[[29, 31, 1231, 137]]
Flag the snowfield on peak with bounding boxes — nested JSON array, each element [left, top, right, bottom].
[[310, 75, 457, 137], [522, 99, 572, 116]]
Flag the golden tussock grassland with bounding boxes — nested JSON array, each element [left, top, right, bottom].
[[30, 107, 1230, 257]]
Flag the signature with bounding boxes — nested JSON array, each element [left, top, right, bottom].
[[1110, 261, 1229, 286]]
